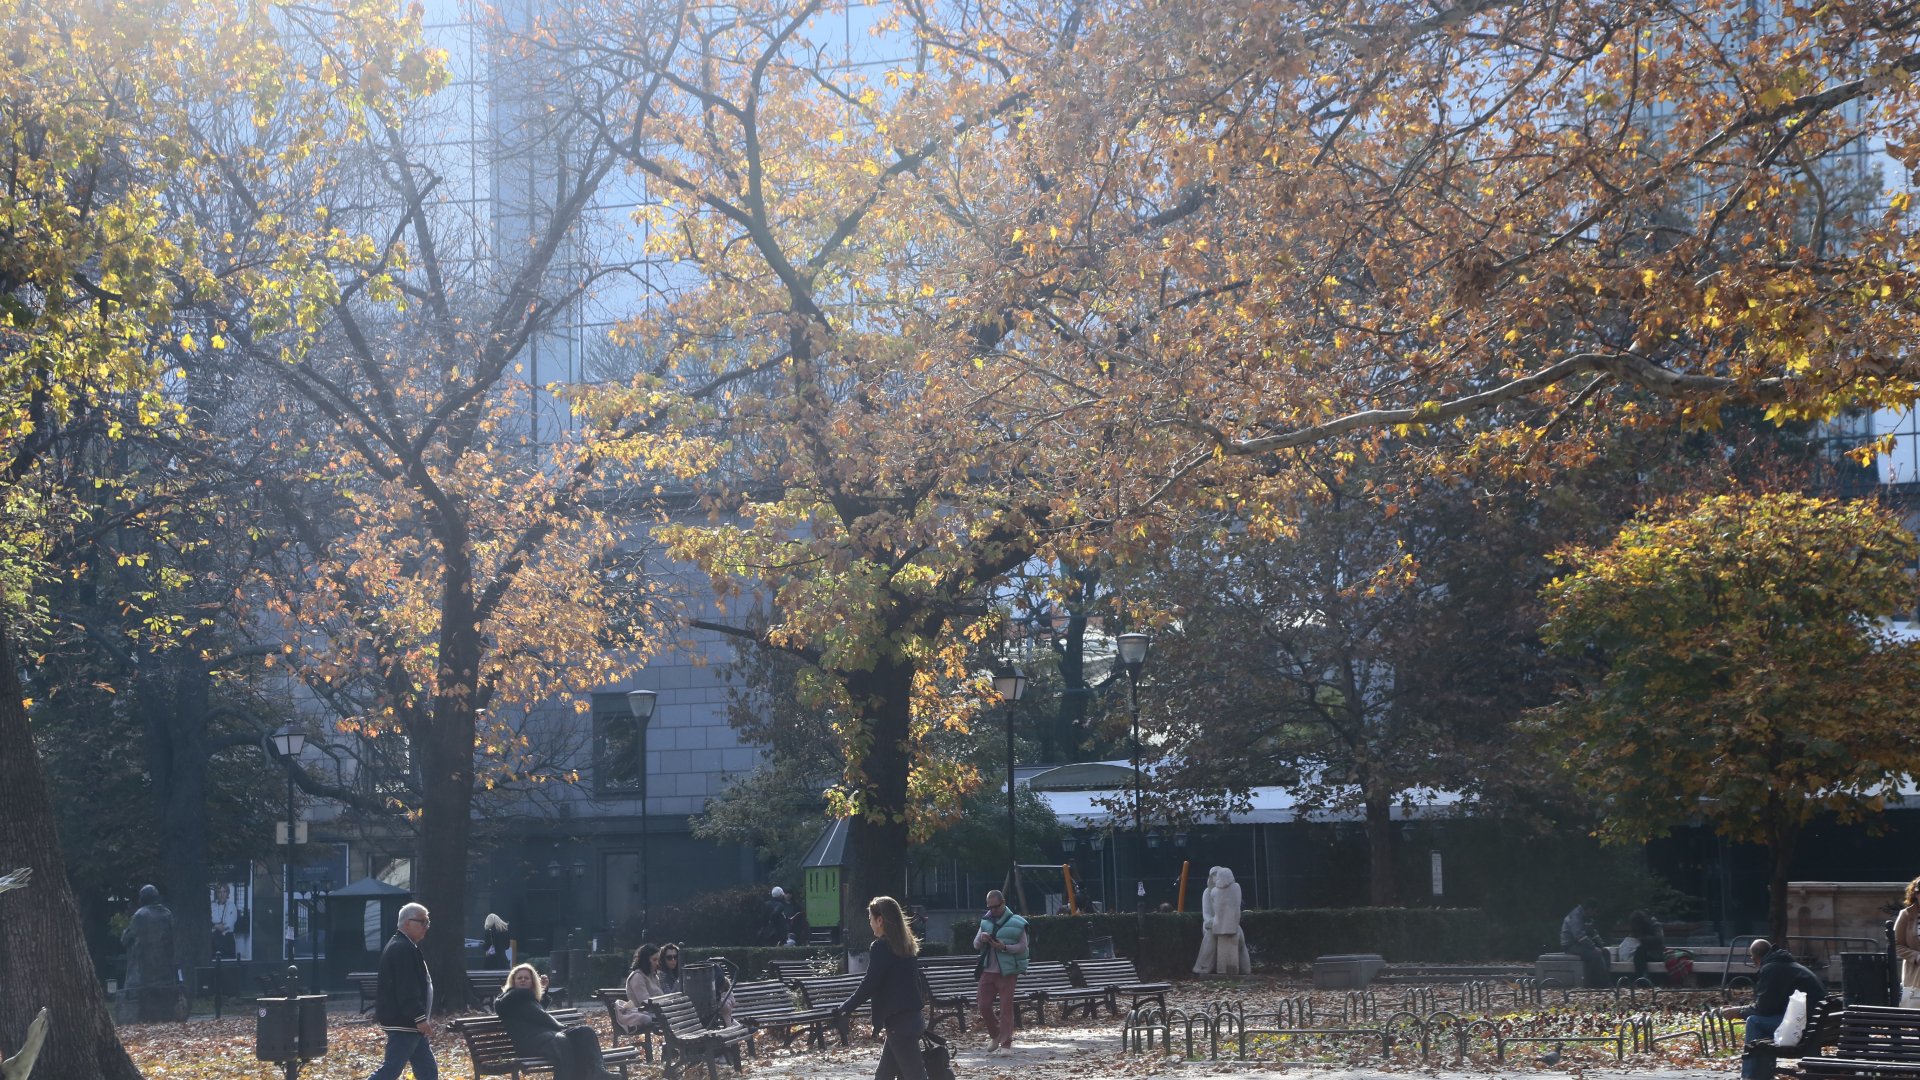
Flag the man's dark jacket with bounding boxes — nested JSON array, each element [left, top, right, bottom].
[[1753, 946, 1826, 1017], [493, 986, 562, 1056], [374, 931, 434, 1033]]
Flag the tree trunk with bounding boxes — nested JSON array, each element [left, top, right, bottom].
[[842, 658, 915, 933], [1364, 790, 1397, 907], [1767, 824, 1801, 946], [414, 722, 474, 1009], [415, 582, 482, 1009], [140, 655, 213, 979], [0, 627, 145, 1080]]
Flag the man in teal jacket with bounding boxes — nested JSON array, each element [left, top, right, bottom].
[[972, 890, 1029, 1051]]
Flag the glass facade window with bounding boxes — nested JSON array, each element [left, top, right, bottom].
[[593, 706, 645, 797]]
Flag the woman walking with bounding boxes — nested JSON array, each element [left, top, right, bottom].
[[1895, 876, 1920, 1007], [833, 896, 929, 1080]]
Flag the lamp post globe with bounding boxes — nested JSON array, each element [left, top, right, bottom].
[[272, 727, 306, 961], [1113, 633, 1150, 910], [994, 667, 1029, 900], [626, 688, 658, 937]]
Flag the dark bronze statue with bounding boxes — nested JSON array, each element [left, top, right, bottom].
[[120, 884, 182, 1022]]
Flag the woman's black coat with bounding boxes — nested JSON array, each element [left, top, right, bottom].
[[838, 938, 925, 1026], [493, 986, 562, 1057]]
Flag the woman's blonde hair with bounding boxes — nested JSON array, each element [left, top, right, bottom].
[[1906, 876, 1920, 909], [500, 962, 542, 995], [868, 896, 919, 958]]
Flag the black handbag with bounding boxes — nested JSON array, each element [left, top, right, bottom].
[[920, 1029, 955, 1080]]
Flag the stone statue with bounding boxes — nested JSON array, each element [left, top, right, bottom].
[[120, 884, 182, 1022], [1193, 866, 1251, 976]]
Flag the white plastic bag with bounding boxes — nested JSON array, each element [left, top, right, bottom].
[[1774, 989, 1809, 1048], [1900, 985, 1920, 1010]]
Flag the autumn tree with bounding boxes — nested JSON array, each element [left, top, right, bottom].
[[569, 0, 1920, 919], [1538, 491, 1920, 941], [1123, 456, 1576, 905], [0, 2, 437, 1073], [154, 3, 711, 997], [693, 625, 1064, 892]]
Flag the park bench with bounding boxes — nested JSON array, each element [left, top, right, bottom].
[[1741, 997, 1843, 1075], [466, 969, 566, 1007], [448, 1008, 642, 1080], [591, 987, 656, 1062], [1012, 961, 1106, 1024], [1795, 1004, 1920, 1078], [347, 971, 379, 1014], [791, 972, 869, 1023], [766, 957, 837, 982], [917, 955, 980, 1033], [1070, 958, 1171, 1015], [646, 991, 754, 1080], [728, 978, 847, 1050]]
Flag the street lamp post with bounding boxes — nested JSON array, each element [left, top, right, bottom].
[[1115, 633, 1150, 911], [992, 666, 1029, 904], [271, 726, 307, 962], [626, 689, 657, 939]]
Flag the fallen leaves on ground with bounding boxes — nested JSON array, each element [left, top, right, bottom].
[[118, 977, 1739, 1078]]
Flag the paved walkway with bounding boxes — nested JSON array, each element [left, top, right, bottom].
[[746, 1024, 1736, 1080]]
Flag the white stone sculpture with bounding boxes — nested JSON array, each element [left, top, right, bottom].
[[1194, 865, 1251, 976]]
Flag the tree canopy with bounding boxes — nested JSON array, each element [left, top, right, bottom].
[[1538, 490, 1920, 940], [574, 0, 1920, 912]]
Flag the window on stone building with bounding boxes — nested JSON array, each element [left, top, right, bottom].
[[592, 695, 645, 796]]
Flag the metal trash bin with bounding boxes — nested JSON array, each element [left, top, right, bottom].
[[683, 957, 738, 1027], [1841, 952, 1893, 1006]]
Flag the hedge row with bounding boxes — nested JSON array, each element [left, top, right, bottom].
[[949, 908, 1491, 979], [558, 941, 959, 990]]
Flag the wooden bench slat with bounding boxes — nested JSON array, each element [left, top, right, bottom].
[[591, 987, 657, 1063], [646, 992, 753, 1080], [1786, 1003, 1920, 1079], [728, 979, 848, 1051], [1069, 958, 1169, 1016], [451, 1010, 639, 1079]]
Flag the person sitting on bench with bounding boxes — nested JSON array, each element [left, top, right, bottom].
[[612, 944, 661, 1034], [1559, 898, 1610, 988], [1719, 938, 1827, 1080], [494, 964, 619, 1080], [1628, 910, 1667, 985]]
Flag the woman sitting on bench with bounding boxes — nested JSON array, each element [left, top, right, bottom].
[[494, 964, 620, 1080], [612, 944, 662, 1034]]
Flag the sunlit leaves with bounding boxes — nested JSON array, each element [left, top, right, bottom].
[[1538, 492, 1920, 855]]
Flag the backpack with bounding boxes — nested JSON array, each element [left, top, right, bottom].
[[920, 1028, 956, 1080]]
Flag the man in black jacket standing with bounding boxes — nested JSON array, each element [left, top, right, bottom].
[[1720, 938, 1827, 1080], [368, 902, 438, 1080]]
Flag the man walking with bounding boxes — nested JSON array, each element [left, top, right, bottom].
[[369, 902, 438, 1080], [973, 890, 1028, 1052]]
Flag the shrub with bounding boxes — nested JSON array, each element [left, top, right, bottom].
[[634, 884, 783, 947], [576, 940, 958, 991], [954, 907, 1491, 979]]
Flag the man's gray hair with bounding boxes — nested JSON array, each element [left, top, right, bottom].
[[397, 901, 429, 926]]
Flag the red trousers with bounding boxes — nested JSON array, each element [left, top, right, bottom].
[[976, 970, 1018, 1047]]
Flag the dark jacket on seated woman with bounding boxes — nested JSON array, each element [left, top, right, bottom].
[[494, 985, 612, 1080], [494, 986, 563, 1056]]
